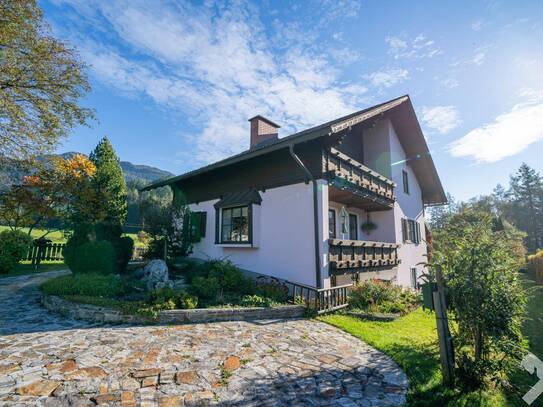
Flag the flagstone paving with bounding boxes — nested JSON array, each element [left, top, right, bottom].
[[0, 271, 408, 406]]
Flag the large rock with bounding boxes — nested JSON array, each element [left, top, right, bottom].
[[141, 260, 172, 291]]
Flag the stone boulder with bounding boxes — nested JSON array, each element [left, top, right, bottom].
[[141, 260, 173, 291]]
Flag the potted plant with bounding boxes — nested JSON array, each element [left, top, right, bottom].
[[361, 221, 377, 234]]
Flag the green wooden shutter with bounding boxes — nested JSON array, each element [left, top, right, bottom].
[[401, 218, 408, 242], [215, 208, 220, 244], [415, 221, 421, 244], [199, 211, 207, 237]]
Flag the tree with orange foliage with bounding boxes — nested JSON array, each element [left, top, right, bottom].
[[0, 154, 99, 236]]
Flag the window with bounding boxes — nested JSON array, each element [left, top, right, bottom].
[[220, 205, 250, 243], [328, 209, 336, 239], [349, 214, 358, 240], [410, 267, 418, 289], [402, 218, 421, 244], [402, 170, 409, 194]]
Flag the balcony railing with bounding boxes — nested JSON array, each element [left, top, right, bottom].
[[324, 147, 395, 209], [328, 238, 400, 271]]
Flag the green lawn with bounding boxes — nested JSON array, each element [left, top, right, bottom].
[[0, 225, 67, 242], [320, 277, 543, 407], [0, 225, 144, 248]]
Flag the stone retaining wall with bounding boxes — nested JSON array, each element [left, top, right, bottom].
[[42, 295, 306, 325]]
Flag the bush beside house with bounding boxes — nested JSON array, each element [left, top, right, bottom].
[[347, 279, 421, 315], [0, 230, 32, 274]]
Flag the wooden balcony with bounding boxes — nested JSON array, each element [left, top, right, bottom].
[[324, 148, 395, 211], [328, 238, 400, 273]]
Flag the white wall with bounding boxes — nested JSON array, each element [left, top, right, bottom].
[[327, 119, 428, 288], [388, 120, 427, 288], [189, 182, 320, 287]]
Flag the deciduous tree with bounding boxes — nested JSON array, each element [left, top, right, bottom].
[[0, 0, 93, 158]]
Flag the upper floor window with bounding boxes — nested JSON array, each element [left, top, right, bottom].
[[402, 170, 409, 194], [221, 205, 250, 243], [402, 218, 421, 244], [328, 209, 336, 239]]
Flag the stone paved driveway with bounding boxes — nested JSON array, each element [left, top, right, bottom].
[[0, 271, 408, 406]]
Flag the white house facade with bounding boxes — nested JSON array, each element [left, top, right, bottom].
[[144, 95, 446, 289]]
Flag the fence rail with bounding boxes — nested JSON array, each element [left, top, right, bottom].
[[24, 243, 66, 262], [329, 239, 400, 271], [285, 280, 353, 314]]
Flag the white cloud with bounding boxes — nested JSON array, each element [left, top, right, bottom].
[[53, 0, 370, 165], [386, 34, 442, 59], [365, 69, 409, 88], [471, 19, 484, 31], [440, 78, 459, 89], [420, 106, 461, 134], [448, 100, 543, 162]]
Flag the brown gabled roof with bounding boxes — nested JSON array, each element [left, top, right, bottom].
[[143, 95, 447, 205]]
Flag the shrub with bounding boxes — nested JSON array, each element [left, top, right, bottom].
[[190, 275, 220, 303], [41, 274, 123, 297], [527, 250, 543, 284], [434, 209, 526, 389], [348, 279, 420, 315], [241, 294, 275, 308], [115, 236, 134, 273], [149, 287, 198, 309], [0, 230, 31, 274], [253, 278, 289, 303], [63, 239, 115, 275]]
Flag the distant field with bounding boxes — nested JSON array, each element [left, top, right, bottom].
[[0, 225, 67, 242], [0, 225, 145, 247]]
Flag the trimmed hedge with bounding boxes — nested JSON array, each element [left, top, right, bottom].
[[0, 230, 32, 274], [528, 250, 543, 284], [63, 240, 115, 275]]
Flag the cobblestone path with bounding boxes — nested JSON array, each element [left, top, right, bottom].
[[0, 271, 408, 406]]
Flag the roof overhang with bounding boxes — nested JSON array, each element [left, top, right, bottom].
[[142, 95, 447, 205]]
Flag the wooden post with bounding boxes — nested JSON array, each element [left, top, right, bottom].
[[433, 266, 455, 387]]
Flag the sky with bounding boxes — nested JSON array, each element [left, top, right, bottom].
[[41, 0, 543, 201]]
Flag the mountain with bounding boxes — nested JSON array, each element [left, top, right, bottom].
[[0, 152, 175, 189]]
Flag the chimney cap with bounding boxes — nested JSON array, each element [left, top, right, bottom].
[[248, 115, 281, 129]]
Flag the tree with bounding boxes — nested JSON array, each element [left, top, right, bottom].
[[508, 163, 543, 252], [433, 210, 526, 389], [0, 154, 97, 235], [427, 193, 458, 231], [89, 137, 127, 232], [0, 0, 93, 159], [66, 137, 132, 274]]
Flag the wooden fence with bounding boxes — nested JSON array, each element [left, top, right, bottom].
[[285, 280, 353, 314], [24, 243, 65, 262]]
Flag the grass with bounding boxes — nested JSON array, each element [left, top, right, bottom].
[[0, 225, 144, 247], [0, 225, 67, 242], [320, 275, 543, 406], [41, 273, 124, 297], [508, 274, 543, 406]]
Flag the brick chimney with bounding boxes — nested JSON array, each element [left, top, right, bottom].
[[249, 115, 280, 148]]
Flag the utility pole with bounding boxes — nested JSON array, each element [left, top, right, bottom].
[[433, 266, 455, 387]]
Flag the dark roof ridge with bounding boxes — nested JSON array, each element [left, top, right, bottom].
[[142, 95, 410, 191]]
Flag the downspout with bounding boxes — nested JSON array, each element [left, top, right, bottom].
[[288, 144, 322, 288]]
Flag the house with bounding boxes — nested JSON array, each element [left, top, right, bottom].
[[143, 95, 446, 289]]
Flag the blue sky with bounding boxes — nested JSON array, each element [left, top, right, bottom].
[[41, 0, 543, 201]]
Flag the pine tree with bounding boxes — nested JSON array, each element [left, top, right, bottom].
[[89, 137, 127, 230], [509, 163, 543, 252]]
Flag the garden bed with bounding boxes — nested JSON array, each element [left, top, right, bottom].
[[42, 294, 305, 324], [344, 310, 401, 322]]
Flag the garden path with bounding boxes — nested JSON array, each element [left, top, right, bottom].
[[0, 271, 408, 406]]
